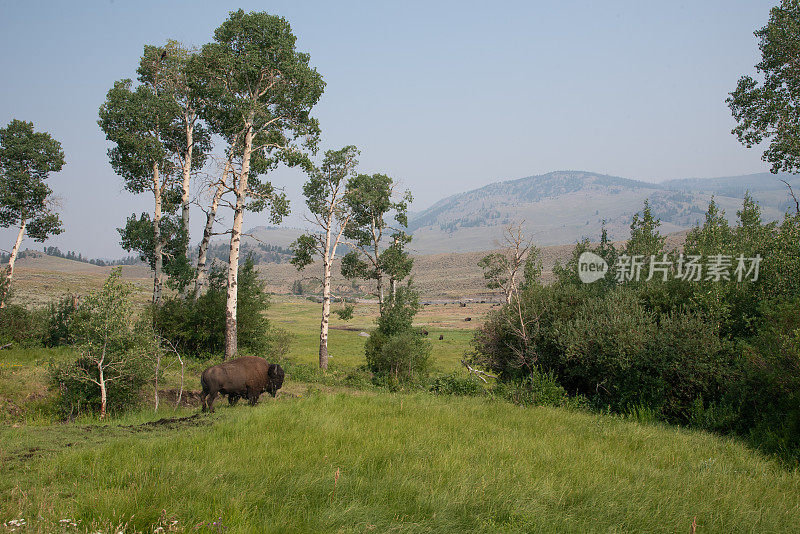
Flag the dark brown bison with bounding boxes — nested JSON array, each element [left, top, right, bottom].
[[200, 356, 284, 412]]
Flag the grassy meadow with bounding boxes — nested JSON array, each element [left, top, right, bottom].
[[266, 296, 487, 373], [3, 393, 800, 532], [2, 278, 800, 532]]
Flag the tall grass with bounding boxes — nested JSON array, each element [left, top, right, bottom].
[[2, 392, 799, 532]]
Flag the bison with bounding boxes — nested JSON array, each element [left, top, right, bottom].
[[200, 356, 284, 412]]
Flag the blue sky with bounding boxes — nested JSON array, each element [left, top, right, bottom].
[[0, 0, 780, 257]]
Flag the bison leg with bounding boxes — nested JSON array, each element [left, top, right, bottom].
[[247, 386, 260, 406], [204, 390, 219, 413], [228, 393, 240, 406]]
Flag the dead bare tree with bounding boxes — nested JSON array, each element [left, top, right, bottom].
[[501, 291, 542, 373], [194, 151, 236, 295], [478, 222, 534, 304], [158, 335, 186, 408], [780, 179, 800, 214]]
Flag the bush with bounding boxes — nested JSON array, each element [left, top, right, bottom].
[[429, 373, 485, 396], [493, 367, 570, 407], [0, 304, 46, 346], [366, 331, 431, 386], [364, 286, 431, 385], [735, 299, 800, 461], [470, 199, 800, 463], [43, 295, 78, 347], [48, 270, 149, 419], [49, 355, 148, 418], [153, 257, 291, 359]]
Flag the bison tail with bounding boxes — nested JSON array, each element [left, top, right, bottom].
[[200, 373, 209, 394]]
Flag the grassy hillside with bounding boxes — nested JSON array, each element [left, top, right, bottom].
[[3, 393, 799, 532], [7, 253, 153, 308]]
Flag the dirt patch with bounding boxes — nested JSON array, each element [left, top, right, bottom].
[[158, 388, 202, 408], [0, 395, 23, 419], [329, 325, 367, 332], [124, 413, 206, 431]]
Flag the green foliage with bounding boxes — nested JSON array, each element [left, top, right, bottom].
[[364, 286, 430, 384], [190, 9, 324, 223], [728, 0, 800, 174], [291, 145, 360, 274], [49, 353, 148, 419], [736, 299, 800, 459], [478, 253, 508, 290], [49, 270, 149, 417], [624, 199, 666, 258], [98, 79, 175, 193], [42, 296, 77, 347], [341, 172, 413, 296], [429, 373, 485, 396], [154, 257, 290, 358], [0, 119, 65, 239], [333, 303, 355, 321], [473, 196, 800, 462], [118, 212, 193, 291], [290, 279, 304, 295], [290, 234, 317, 271], [0, 304, 46, 347], [493, 367, 570, 408]]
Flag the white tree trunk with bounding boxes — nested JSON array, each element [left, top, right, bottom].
[[195, 162, 228, 296], [98, 365, 107, 420], [180, 117, 194, 237], [152, 162, 164, 304], [319, 222, 333, 370], [1, 218, 26, 308], [225, 120, 253, 360]]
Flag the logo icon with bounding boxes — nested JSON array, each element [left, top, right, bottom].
[[578, 251, 608, 283]]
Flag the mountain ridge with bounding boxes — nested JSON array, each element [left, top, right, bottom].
[[407, 170, 800, 254]]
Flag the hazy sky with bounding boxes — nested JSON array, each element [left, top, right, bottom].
[[0, 0, 781, 258]]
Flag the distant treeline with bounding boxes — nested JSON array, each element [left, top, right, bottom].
[[0, 243, 294, 269], [205, 242, 293, 265], [41, 247, 141, 266]]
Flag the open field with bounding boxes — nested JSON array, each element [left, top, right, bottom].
[[265, 296, 490, 374]]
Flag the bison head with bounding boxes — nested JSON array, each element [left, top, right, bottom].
[[266, 363, 285, 397]]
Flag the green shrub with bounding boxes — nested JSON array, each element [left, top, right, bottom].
[[153, 257, 290, 359], [429, 373, 485, 396], [48, 270, 149, 419], [43, 296, 77, 347], [342, 366, 374, 389], [364, 286, 431, 385], [366, 331, 431, 385], [0, 304, 46, 346], [334, 303, 355, 321], [494, 367, 569, 407], [735, 299, 800, 461], [49, 354, 148, 418]]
